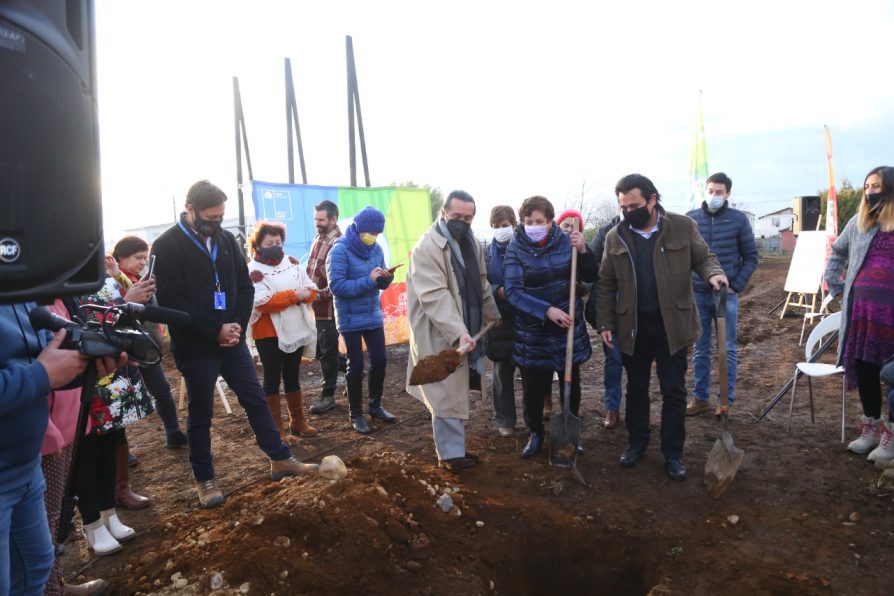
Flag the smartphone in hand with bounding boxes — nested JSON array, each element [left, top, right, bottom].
[[387, 263, 403, 275], [142, 254, 156, 282]]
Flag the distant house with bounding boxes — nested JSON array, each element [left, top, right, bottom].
[[754, 207, 794, 238]]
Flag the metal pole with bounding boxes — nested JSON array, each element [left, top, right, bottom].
[[346, 36, 356, 187], [233, 77, 245, 235], [285, 58, 295, 184], [350, 53, 371, 187]]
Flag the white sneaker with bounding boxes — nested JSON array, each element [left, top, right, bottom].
[[868, 421, 894, 462], [101, 508, 135, 542], [83, 518, 122, 555], [848, 416, 883, 454]]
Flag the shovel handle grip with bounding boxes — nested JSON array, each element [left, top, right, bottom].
[[713, 282, 728, 319], [457, 321, 497, 355]]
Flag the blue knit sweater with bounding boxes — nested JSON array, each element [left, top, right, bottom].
[[0, 303, 51, 489]]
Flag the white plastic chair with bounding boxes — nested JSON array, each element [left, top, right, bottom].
[[799, 292, 834, 346], [786, 311, 846, 442]]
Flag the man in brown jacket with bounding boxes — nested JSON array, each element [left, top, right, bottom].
[[596, 174, 726, 481], [406, 190, 501, 471]]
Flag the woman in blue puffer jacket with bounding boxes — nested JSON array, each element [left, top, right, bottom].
[[326, 206, 397, 434], [503, 195, 595, 459]]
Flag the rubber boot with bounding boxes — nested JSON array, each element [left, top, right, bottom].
[[286, 390, 317, 437], [346, 374, 370, 434], [100, 508, 135, 542], [266, 395, 299, 447], [115, 443, 150, 510], [368, 368, 396, 423], [82, 519, 121, 556]]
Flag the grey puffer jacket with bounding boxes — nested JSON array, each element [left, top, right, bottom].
[[824, 215, 879, 364]]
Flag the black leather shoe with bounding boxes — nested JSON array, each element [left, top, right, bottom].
[[521, 432, 543, 459], [369, 404, 397, 423], [465, 452, 480, 462], [350, 415, 371, 435], [439, 457, 477, 471], [619, 448, 646, 468], [665, 458, 687, 481], [165, 431, 188, 449]]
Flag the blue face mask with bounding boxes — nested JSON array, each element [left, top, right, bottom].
[[708, 196, 726, 210], [525, 224, 549, 242]]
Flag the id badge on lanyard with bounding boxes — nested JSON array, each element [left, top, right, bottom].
[[214, 289, 227, 310]]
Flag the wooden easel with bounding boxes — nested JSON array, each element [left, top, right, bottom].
[[178, 377, 233, 416], [779, 292, 818, 319]]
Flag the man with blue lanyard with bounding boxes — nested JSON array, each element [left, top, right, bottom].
[[152, 180, 318, 508]]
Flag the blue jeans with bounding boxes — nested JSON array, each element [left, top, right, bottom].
[[0, 463, 54, 595], [342, 327, 387, 379], [178, 342, 290, 481], [692, 291, 739, 405], [603, 340, 623, 412]]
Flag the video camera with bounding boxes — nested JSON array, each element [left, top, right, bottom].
[[29, 302, 189, 366]]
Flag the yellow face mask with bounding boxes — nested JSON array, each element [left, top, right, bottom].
[[360, 233, 377, 246]]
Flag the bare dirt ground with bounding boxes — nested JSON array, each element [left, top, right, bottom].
[[62, 255, 894, 595]]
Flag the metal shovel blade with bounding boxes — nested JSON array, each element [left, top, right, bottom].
[[704, 414, 745, 499], [549, 409, 581, 469]]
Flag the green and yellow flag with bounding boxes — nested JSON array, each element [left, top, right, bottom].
[[689, 92, 709, 211]]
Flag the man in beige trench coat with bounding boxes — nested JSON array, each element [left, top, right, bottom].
[[406, 190, 501, 471]]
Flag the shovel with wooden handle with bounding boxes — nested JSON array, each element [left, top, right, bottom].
[[549, 218, 582, 470], [704, 283, 745, 499], [408, 322, 496, 386]]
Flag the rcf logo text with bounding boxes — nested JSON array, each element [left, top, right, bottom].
[[0, 238, 21, 263]]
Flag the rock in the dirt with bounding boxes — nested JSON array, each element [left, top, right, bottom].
[[239, 582, 251, 593], [273, 536, 291, 548], [174, 578, 189, 589], [848, 511, 861, 523], [406, 561, 422, 573], [435, 494, 454, 512], [209, 572, 224, 590], [164, 560, 175, 571], [727, 515, 740, 526], [374, 484, 388, 498], [170, 572, 182, 582], [319, 455, 348, 480], [476, 521, 485, 527]]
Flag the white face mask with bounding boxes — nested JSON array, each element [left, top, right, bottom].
[[708, 196, 726, 210], [524, 224, 549, 242], [492, 226, 513, 243]]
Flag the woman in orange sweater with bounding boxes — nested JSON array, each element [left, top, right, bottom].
[[248, 222, 319, 445]]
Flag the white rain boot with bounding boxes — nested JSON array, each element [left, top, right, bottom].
[[83, 518, 122, 555], [868, 421, 894, 462], [100, 508, 135, 542], [848, 416, 883, 454]]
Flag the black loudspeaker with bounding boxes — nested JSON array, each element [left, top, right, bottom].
[[0, 0, 103, 304], [792, 195, 821, 235]]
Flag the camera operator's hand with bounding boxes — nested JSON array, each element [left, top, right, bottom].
[[37, 329, 88, 389], [95, 353, 127, 378], [217, 322, 242, 347], [124, 278, 156, 304]]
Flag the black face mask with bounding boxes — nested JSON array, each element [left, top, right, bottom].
[[866, 192, 888, 211], [624, 203, 652, 229], [259, 245, 284, 262], [445, 219, 470, 240], [194, 213, 222, 237]]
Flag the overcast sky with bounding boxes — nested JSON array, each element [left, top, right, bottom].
[[94, 0, 894, 236]]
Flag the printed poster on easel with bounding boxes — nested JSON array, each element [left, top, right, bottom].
[[780, 231, 829, 318]]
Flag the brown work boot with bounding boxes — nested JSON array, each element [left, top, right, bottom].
[[271, 456, 320, 480], [286, 391, 317, 437], [686, 399, 711, 416], [115, 443, 150, 510], [195, 479, 224, 508], [63, 578, 110, 595]]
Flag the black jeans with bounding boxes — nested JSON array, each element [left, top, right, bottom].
[[139, 361, 182, 435], [521, 366, 581, 435], [316, 320, 340, 397], [254, 337, 304, 395], [177, 342, 289, 481], [621, 313, 688, 459], [75, 429, 121, 523], [342, 327, 387, 380]]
